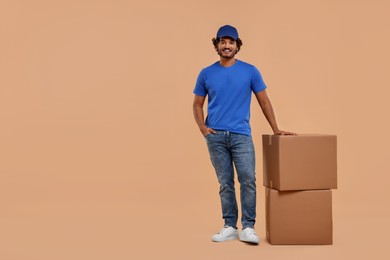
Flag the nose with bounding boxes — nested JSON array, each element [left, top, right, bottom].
[[222, 42, 231, 48]]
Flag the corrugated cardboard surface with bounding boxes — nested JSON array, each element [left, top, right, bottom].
[[266, 187, 333, 245], [263, 134, 337, 191]]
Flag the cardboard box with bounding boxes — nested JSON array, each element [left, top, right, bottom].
[[266, 187, 333, 245], [263, 134, 337, 191]]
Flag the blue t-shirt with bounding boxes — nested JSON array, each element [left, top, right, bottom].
[[193, 60, 267, 136]]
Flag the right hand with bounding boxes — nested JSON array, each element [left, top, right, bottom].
[[201, 126, 216, 137]]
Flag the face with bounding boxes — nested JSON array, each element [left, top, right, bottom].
[[216, 37, 238, 59]]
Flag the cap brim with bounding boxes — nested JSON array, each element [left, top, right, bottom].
[[218, 35, 238, 40]]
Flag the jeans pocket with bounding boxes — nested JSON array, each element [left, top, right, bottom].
[[205, 132, 217, 141]]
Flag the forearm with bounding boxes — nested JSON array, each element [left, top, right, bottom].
[[255, 90, 296, 136], [256, 91, 279, 133], [260, 101, 279, 133], [193, 105, 207, 132]]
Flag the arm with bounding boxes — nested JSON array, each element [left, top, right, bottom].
[[255, 90, 296, 135], [193, 94, 216, 136]]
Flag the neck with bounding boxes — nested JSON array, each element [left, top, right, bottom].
[[219, 57, 237, 67]]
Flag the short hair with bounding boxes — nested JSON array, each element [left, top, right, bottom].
[[212, 37, 243, 52]]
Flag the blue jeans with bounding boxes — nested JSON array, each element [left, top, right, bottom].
[[205, 130, 256, 229]]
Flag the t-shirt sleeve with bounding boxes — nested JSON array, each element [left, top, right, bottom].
[[251, 66, 267, 93], [193, 69, 207, 97]]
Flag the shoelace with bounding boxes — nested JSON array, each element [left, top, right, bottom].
[[246, 228, 256, 237], [219, 227, 230, 235], [218, 226, 236, 237]]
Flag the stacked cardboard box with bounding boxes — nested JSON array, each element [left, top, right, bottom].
[[262, 134, 337, 245]]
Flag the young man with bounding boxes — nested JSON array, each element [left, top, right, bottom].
[[193, 25, 295, 244]]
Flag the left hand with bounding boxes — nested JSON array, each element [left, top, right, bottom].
[[274, 129, 297, 135]]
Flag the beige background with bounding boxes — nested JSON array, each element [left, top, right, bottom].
[[1, 0, 389, 259]]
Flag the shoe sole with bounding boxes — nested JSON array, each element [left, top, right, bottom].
[[239, 238, 259, 244], [212, 234, 238, 242]]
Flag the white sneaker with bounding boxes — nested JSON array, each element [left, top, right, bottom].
[[212, 226, 238, 242], [239, 227, 260, 244]]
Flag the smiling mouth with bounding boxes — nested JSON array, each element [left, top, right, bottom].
[[219, 49, 235, 57], [222, 49, 233, 55]]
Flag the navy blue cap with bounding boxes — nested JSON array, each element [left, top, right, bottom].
[[216, 25, 239, 40]]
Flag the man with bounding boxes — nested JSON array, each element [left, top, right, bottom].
[[193, 25, 296, 244]]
